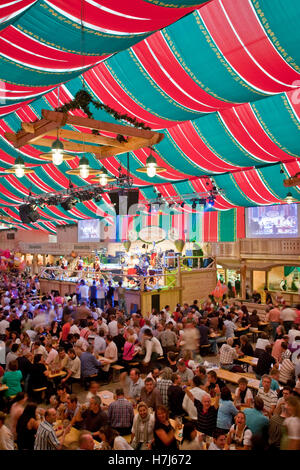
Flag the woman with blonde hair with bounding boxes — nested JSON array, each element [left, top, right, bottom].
[[226, 411, 252, 450], [131, 401, 155, 450]]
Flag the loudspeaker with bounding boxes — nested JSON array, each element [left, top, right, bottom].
[[19, 204, 39, 223], [109, 189, 139, 215]]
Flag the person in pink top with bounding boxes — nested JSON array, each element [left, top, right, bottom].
[[272, 335, 289, 362], [122, 336, 139, 371], [267, 306, 282, 340]]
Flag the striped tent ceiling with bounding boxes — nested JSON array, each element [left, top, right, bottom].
[[0, 0, 300, 232]]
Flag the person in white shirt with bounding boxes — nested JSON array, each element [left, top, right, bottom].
[[141, 329, 163, 365], [0, 314, 9, 338], [208, 431, 227, 450], [79, 281, 89, 305], [45, 343, 58, 367], [70, 320, 81, 336], [280, 307, 297, 333], [97, 317, 109, 336], [0, 411, 14, 450], [92, 331, 106, 356], [182, 375, 210, 420], [96, 279, 107, 310], [108, 316, 118, 337], [288, 325, 300, 345]]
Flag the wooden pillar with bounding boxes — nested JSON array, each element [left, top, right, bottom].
[[241, 262, 247, 299]]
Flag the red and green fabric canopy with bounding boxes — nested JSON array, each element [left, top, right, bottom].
[[0, 0, 299, 240]]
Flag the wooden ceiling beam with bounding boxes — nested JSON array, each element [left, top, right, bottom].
[[41, 109, 164, 141], [96, 135, 163, 159], [45, 129, 126, 148], [33, 138, 104, 155]]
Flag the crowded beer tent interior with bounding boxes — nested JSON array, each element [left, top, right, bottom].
[[0, 0, 300, 453]]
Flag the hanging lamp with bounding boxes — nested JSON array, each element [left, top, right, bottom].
[[65, 156, 104, 178], [4, 155, 35, 178], [90, 167, 116, 186], [136, 148, 166, 178]]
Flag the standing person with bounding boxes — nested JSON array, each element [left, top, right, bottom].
[[107, 388, 134, 436], [282, 396, 300, 450], [152, 405, 178, 450], [216, 386, 238, 433], [96, 279, 107, 311], [280, 306, 297, 333], [181, 321, 200, 359], [156, 367, 173, 406], [16, 402, 40, 450], [167, 373, 185, 418], [267, 305, 282, 340], [8, 392, 27, 440], [89, 280, 98, 308], [116, 281, 127, 315], [254, 345, 278, 379], [34, 408, 68, 450], [79, 280, 89, 305], [141, 329, 163, 366], [106, 281, 115, 307]]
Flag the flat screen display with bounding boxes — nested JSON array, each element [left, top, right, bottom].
[[78, 219, 100, 242], [246, 204, 299, 238]]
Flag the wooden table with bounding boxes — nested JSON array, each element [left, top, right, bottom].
[[99, 390, 114, 407], [54, 421, 101, 450], [237, 355, 258, 371], [216, 369, 260, 391], [48, 370, 67, 379]]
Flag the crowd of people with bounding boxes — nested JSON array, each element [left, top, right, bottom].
[[0, 272, 300, 451]]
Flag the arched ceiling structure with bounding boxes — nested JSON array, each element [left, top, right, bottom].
[[0, 0, 300, 232]]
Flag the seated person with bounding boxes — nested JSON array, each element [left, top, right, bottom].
[[71, 396, 108, 438]]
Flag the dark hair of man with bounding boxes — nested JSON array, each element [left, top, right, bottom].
[[145, 377, 154, 384], [171, 373, 179, 384], [69, 394, 78, 404], [254, 396, 264, 411], [9, 359, 18, 371], [192, 375, 202, 387], [11, 343, 19, 353]]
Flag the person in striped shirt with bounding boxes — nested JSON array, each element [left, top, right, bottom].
[[257, 375, 278, 418], [34, 408, 68, 450]]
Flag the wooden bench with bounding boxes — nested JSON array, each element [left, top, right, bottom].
[[111, 364, 125, 383], [32, 387, 47, 403], [200, 344, 212, 356]]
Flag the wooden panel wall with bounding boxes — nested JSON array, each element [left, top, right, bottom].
[[180, 269, 217, 304]]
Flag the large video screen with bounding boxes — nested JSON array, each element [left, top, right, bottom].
[[246, 204, 299, 238], [78, 219, 100, 242]]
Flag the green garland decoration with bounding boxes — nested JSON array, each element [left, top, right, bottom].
[[55, 89, 152, 130]]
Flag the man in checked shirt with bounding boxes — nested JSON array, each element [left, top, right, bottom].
[[107, 388, 134, 436]]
